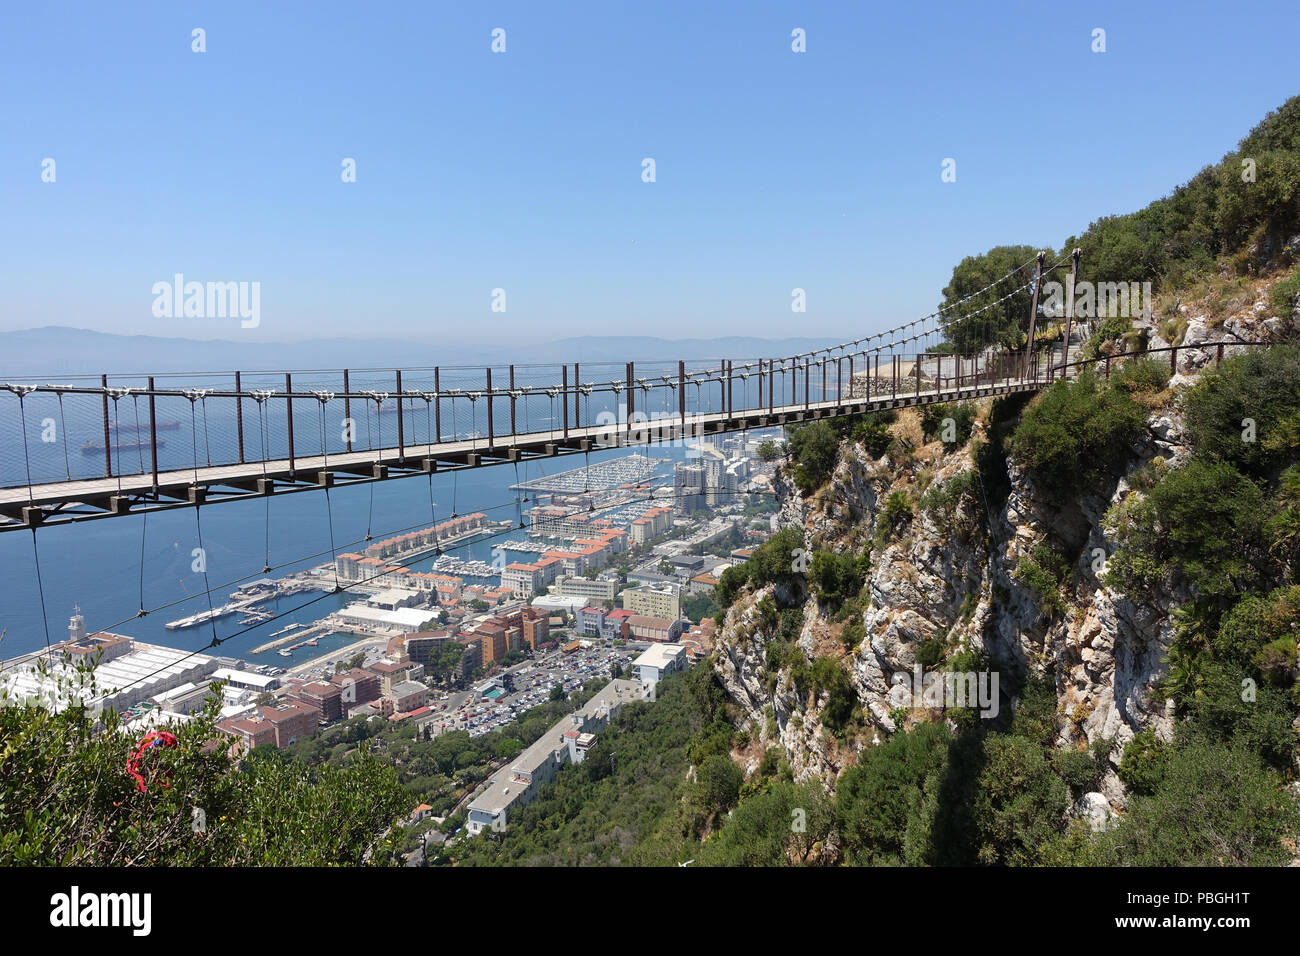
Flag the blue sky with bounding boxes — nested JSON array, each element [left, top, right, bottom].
[[1, 0, 1296, 345]]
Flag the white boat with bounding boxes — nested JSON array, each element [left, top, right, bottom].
[[164, 605, 237, 630]]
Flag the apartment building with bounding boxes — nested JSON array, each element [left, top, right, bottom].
[[622, 584, 681, 621]]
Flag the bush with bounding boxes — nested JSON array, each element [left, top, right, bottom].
[[851, 415, 894, 458], [1052, 747, 1103, 795], [1104, 459, 1272, 605], [836, 721, 953, 865], [1098, 738, 1300, 866], [791, 657, 857, 732], [874, 490, 913, 546], [972, 735, 1070, 866], [1269, 266, 1300, 314], [1009, 370, 1148, 499], [0, 688, 407, 866], [1110, 357, 1171, 396], [921, 402, 977, 449], [1217, 586, 1300, 679], [1117, 729, 1168, 797], [1182, 344, 1300, 480], [786, 420, 841, 493], [808, 549, 867, 607], [1014, 542, 1071, 618]]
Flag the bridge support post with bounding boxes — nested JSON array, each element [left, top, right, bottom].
[[574, 363, 580, 429], [678, 360, 686, 432], [1061, 248, 1081, 379], [101, 373, 112, 478], [344, 370, 353, 452], [285, 373, 295, 478], [235, 371, 245, 463], [486, 368, 494, 449], [562, 364, 569, 439], [396, 370, 405, 460], [726, 360, 733, 418], [509, 365, 517, 437], [148, 375, 159, 491], [1023, 250, 1046, 381], [433, 368, 440, 443], [626, 362, 634, 438]]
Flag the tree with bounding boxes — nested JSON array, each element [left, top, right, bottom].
[[1097, 738, 1300, 866], [786, 420, 841, 493], [937, 245, 1042, 352], [0, 682, 407, 866], [1009, 370, 1147, 499], [971, 735, 1070, 866], [836, 721, 952, 865]]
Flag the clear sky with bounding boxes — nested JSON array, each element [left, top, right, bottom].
[[1, 0, 1296, 345]]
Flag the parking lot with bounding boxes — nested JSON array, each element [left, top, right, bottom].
[[438, 639, 650, 737]]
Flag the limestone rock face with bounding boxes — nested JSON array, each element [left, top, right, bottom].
[[710, 300, 1293, 817], [712, 394, 1201, 811]]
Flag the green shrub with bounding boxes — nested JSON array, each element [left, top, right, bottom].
[[1098, 738, 1300, 866], [1014, 542, 1071, 618], [791, 657, 857, 732], [1217, 586, 1300, 679], [1270, 266, 1300, 314], [808, 549, 867, 607], [922, 402, 978, 449], [1104, 459, 1272, 605], [1182, 344, 1300, 480], [835, 720, 952, 866], [1052, 747, 1103, 795], [1010, 370, 1148, 498], [1110, 357, 1171, 396], [1117, 729, 1168, 797], [918, 471, 982, 535], [787, 420, 841, 492], [874, 490, 913, 546], [851, 415, 894, 458], [972, 735, 1070, 866]]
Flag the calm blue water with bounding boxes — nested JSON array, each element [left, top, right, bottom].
[[0, 442, 698, 660]]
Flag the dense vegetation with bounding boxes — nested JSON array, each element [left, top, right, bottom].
[[0, 673, 407, 866]]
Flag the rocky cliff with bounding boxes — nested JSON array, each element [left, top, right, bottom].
[[713, 284, 1297, 815]]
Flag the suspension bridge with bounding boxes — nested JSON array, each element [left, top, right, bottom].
[[0, 248, 1241, 533]]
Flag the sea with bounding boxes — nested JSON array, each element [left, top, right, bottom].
[[0, 441, 704, 665]]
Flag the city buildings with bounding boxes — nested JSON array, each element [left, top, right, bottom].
[[289, 680, 344, 723], [217, 700, 318, 753], [405, 629, 457, 665], [626, 615, 684, 643], [622, 583, 682, 620], [333, 604, 441, 634], [629, 506, 673, 544], [0, 614, 219, 715], [553, 575, 618, 603], [466, 679, 642, 836], [632, 643, 688, 686]]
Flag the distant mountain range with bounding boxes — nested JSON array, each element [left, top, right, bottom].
[[0, 327, 852, 377]]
